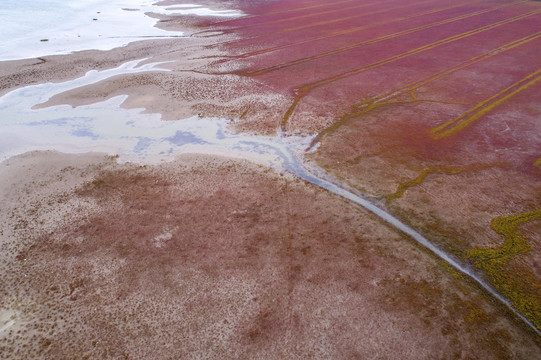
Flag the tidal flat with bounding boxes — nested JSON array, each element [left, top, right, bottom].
[[1, 0, 540, 358]]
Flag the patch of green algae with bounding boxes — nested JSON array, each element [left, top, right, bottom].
[[385, 167, 464, 201], [468, 210, 541, 330], [384, 164, 494, 202], [469, 211, 540, 261]]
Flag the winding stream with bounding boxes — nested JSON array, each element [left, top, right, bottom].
[[0, 59, 538, 336]]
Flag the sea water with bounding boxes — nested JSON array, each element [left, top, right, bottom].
[[0, 0, 243, 61]]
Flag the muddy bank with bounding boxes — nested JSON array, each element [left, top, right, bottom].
[[0, 2, 290, 136]]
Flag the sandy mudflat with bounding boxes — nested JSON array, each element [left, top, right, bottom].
[[1, 0, 541, 358], [0, 14, 290, 136], [0, 150, 540, 359]]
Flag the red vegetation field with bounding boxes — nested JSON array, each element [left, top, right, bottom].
[[202, 0, 541, 329]]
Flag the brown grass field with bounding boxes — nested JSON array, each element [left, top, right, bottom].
[[0, 152, 539, 358]]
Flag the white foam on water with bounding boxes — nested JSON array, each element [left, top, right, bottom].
[[159, 4, 244, 17]]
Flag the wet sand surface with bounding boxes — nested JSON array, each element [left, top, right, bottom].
[[1, 0, 541, 358]]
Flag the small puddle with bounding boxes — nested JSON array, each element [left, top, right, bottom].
[[0, 309, 16, 333], [0, 59, 308, 168]]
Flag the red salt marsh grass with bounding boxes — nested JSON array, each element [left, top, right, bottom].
[[229, 1, 534, 73], [202, 0, 541, 176], [2, 153, 540, 358], [207, 0, 541, 130], [202, 0, 541, 330]]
